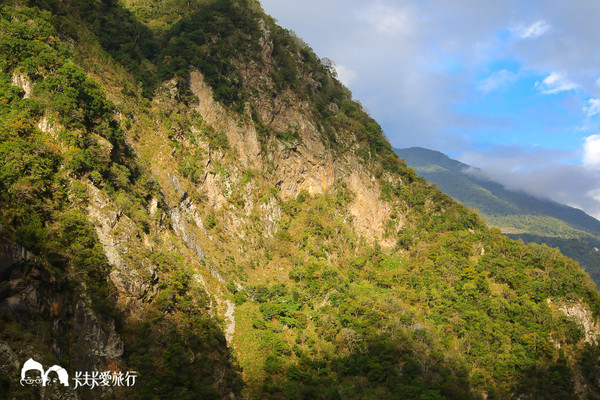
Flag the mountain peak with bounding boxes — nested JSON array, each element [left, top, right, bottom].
[[396, 146, 472, 172]]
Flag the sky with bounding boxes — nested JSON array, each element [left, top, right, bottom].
[[259, 0, 600, 220]]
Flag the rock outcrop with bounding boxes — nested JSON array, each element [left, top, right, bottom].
[[548, 298, 600, 344]]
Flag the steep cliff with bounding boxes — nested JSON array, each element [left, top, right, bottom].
[[1, 1, 600, 399]]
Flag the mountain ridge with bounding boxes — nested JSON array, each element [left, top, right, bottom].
[[395, 146, 600, 284], [396, 146, 600, 233]]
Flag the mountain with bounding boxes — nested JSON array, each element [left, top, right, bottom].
[[395, 146, 600, 284], [1, 1, 600, 399]]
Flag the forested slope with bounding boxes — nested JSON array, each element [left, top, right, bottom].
[[395, 146, 600, 286], [1, 1, 600, 399]]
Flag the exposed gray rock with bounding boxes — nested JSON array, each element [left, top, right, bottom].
[[260, 196, 281, 236], [0, 339, 20, 375], [169, 173, 185, 198], [169, 205, 206, 260], [73, 299, 124, 369], [11, 72, 33, 98], [548, 298, 600, 344], [224, 299, 235, 344], [0, 241, 32, 277]]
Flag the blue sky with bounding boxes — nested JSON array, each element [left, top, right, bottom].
[[260, 0, 600, 219]]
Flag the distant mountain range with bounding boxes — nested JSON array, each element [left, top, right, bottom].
[[395, 147, 600, 285]]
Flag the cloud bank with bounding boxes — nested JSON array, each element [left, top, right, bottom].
[[460, 145, 600, 220]]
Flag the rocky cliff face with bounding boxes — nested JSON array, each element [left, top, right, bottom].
[[188, 69, 394, 245]]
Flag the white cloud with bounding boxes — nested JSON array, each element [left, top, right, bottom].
[[590, 188, 600, 219], [460, 146, 600, 220], [535, 72, 578, 94], [584, 98, 600, 117], [583, 134, 600, 168], [360, 3, 416, 37], [478, 69, 518, 94], [515, 20, 551, 39], [333, 64, 357, 86]]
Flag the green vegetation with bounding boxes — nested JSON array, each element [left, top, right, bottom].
[[263, 22, 405, 174], [0, 3, 241, 398], [396, 147, 600, 287], [508, 234, 600, 286], [395, 147, 600, 232], [1, 1, 600, 400], [66, 0, 405, 173], [222, 185, 600, 399]]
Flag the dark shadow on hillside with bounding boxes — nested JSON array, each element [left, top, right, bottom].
[[34, 0, 263, 105], [0, 235, 244, 399], [256, 333, 487, 400], [255, 331, 600, 400], [33, 0, 160, 96]]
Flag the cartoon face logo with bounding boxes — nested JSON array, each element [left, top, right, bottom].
[[20, 359, 69, 387]]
